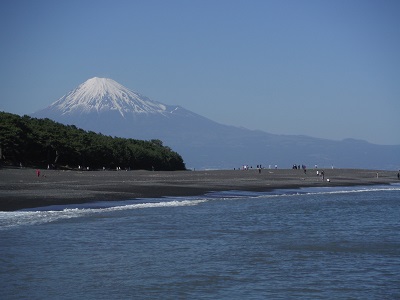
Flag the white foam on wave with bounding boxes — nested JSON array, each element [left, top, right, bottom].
[[0, 199, 208, 230], [302, 185, 400, 196], [251, 184, 400, 200]]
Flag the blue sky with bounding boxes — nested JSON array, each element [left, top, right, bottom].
[[1, 0, 399, 145]]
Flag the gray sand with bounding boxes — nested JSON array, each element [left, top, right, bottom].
[[0, 168, 398, 211]]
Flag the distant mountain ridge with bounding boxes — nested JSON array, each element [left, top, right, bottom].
[[32, 77, 400, 170]]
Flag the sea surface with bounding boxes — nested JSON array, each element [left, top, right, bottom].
[[1, 184, 400, 299]]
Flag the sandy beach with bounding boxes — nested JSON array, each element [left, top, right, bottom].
[[0, 167, 398, 211]]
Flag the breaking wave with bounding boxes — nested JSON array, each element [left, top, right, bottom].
[[0, 199, 208, 230], [1, 184, 399, 230]]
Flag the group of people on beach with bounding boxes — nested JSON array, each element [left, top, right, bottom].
[[292, 164, 307, 174]]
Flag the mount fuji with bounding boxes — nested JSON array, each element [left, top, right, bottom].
[[32, 77, 399, 170], [32, 77, 202, 128], [47, 77, 170, 116]]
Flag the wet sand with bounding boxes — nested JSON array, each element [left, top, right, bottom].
[[0, 167, 398, 211]]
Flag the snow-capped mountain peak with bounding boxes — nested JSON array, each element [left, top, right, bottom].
[[47, 77, 167, 117]]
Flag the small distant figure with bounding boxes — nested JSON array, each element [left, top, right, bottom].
[[321, 170, 325, 181], [397, 172, 399, 180], [302, 165, 307, 174], [275, 165, 278, 169], [20, 162, 22, 169], [36, 169, 40, 177], [376, 172, 379, 178]]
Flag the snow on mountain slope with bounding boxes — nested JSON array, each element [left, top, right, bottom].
[[44, 77, 169, 117]]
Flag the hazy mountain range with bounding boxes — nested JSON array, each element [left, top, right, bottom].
[[32, 77, 399, 170]]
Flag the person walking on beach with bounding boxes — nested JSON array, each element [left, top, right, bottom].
[[36, 169, 40, 177]]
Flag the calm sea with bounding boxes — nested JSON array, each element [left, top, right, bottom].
[[1, 184, 400, 299]]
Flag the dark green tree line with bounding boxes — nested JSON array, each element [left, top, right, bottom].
[[0, 111, 186, 171]]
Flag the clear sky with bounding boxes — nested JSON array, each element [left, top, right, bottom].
[[1, 0, 399, 145]]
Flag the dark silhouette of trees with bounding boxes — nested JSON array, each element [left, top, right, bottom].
[[0, 112, 186, 171]]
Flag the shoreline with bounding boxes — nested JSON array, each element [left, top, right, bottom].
[[0, 168, 398, 211]]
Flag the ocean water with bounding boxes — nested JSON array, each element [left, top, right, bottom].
[[1, 184, 400, 299]]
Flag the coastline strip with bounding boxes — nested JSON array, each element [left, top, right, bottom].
[[0, 168, 398, 211]]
